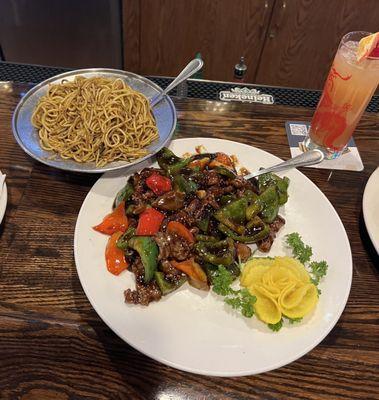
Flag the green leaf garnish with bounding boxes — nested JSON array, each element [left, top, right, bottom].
[[285, 232, 312, 264], [212, 266, 256, 318], [268, 319, 283, 332], [286, 316, 303, 324], [309, 260, 328, 285]]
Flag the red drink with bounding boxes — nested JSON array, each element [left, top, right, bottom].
[[305, 32, 379, 159]]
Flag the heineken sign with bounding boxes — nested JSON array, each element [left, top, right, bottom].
[[219, 87, 274, 105]]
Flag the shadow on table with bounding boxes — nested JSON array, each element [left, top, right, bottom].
[[359, 211, 379, 270]]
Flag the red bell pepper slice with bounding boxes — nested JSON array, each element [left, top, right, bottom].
[[136, 207, 165, 236], [146, 172, 172, 195], [167, 221, 194, 243], [105, 231, 128, 275], [93, 201, 129, 235]]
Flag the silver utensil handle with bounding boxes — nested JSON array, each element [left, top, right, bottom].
[[150, 59, 203, 107], [246, 149, 324, 179]]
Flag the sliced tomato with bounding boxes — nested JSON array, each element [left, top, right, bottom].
[[136, 207, 165, 236], [93, 201, 128, 235], [146, 172, 172, 195], [167, 221, 194, 243], [105, 231, 128, 275]]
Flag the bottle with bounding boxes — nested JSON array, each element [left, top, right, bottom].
[[234, 56, 247, 82]]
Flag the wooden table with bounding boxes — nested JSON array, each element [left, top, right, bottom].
[[0, 81, 378, 400]]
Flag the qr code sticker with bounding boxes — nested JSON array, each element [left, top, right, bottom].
[[289, 124, 308, 136]]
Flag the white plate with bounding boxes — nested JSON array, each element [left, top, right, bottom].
[[74, 138, 352, 376], [363, 167, 379, 253], [0, 172, 7, 224]]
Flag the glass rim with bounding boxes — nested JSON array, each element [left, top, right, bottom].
[[340, 31, 379, 60]]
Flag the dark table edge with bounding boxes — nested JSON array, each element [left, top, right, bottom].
[[1, 61, 378, 112]]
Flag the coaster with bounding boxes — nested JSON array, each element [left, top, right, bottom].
[[285, 121, 364, 171]]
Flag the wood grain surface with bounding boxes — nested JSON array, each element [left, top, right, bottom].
[[0, 81, 378, 400], [256, 0, 379, 90], [129, 0, 274, 82]]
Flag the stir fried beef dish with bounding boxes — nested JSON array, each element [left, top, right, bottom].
[[93, 147, 289, 305]]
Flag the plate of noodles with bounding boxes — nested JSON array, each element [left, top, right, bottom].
[[12, 68, 176, 173]]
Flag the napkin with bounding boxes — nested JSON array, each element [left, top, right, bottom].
[[285, 121, 364, 172]]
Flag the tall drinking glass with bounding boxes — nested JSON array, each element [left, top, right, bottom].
[[304, 31, 379, 159]]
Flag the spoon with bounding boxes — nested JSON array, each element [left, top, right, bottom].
[[150, 58, 204, 107], [245, 149, 324, 179]]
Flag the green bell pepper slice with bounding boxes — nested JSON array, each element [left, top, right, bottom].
[[246, 202, 263, 220], [214, 166, 236, 179], [196, 217, 210, 233], [214, 197, 248, 235], [154, 271, 186, 295], [258, 173, 289, 206], [195, 234, 219, 243], [173, 174, 198, 194], [195, 237, 235, 266], [128, 236, 158, 283], [218, 221, 270, 243], [156, 147, 192, 175], [219, 194, 236, 206], [116, 227, 136, 250], [258, 185, 279, 223], [114, 182, 134, 208]]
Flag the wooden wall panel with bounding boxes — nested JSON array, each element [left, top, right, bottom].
[[129, 0, 274, 82], [123, 0, 141, 72], [0, 0, 123, 69], [256, 0, 379, 90]]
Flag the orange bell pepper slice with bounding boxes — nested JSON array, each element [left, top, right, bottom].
[[188, 157, 210, 170], [93, 201, 129, 235], [105, 231, 128, 275], [167, 221, 194, 243], [209, 152, 234, 169], [171, 258, 209, 290]]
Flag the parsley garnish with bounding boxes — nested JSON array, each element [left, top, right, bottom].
[[268, 319, 283, 332], [286, 232, 329, 288], [309, 261, 328, 285], [212, 265, 235, 296], [212, 266, 256, 318], [285, 232, 312, 263], [285, 316, 303, 324]]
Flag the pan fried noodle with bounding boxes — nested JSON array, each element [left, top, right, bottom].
[[31, 76, 159, 167]]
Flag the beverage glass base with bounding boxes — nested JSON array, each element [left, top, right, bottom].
[[303, 137, 346, 160]]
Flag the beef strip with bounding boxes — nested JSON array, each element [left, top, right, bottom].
[[207, 185, 235, 198], [154, 231, 192, 261], [235, 243, 252, 262], [131, 168, 160, 205], [124, 281, 162, 306], [257, 215, 286, 252], [162, 210, 196, 230], [160, 260, 184, 283], [130, 257, 145, 283], [205, 170, 221, 186], [124, 257, 162, 306]]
